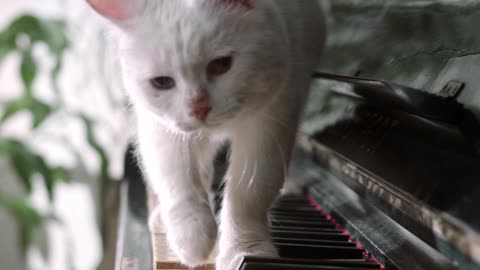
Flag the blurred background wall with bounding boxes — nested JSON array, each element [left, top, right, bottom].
[[0, 1, 130, 269]]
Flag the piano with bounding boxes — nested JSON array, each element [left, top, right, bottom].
[[113, 2, 480, 270], [115, 71, 480, 270]]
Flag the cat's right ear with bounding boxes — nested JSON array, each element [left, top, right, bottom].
[[86, 0, 141, 21]]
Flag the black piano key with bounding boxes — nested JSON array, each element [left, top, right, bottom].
[[273, 201, 312, 207], [271, 230, 350, 241], [272, 237, 357, 247], [237, 195, 383, 270], [275, 198, 310, 203], [240, 262, 378, 270], [270, 209, 323, 215], [272, 202, 315, 208], [274, 203, 311, 207], [276, 243, 365, 259], [270, 217, 329, 224], [275, 195, 308, 201], [240, 257, 381, 270], [270, 206, 318, 211], [272, 204, 315, 211], [269, 213, 330, 222], [270, 208, 324, 216], [270, 226, 341, 233], [269, 212, 327, 221], [270, 219, 337, 228]]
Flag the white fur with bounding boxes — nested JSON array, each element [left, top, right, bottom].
[[89, 0, 325, 269]]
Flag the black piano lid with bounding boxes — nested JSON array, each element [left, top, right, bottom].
[[301, 73, 480, 269]]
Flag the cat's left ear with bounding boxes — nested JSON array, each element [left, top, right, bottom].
[[86, 0, 144, 21]]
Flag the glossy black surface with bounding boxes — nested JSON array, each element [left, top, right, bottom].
[[303, 72, 480, 269], [238, 195, 382, 270], [313, 72, 465, 123], [311, 78, 480, 230]]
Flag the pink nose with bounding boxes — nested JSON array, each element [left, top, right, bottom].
[[188, 95, 211, 121], [189, 106, 211, 121]]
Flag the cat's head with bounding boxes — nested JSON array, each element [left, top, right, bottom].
[[88, 0, 289, 133]]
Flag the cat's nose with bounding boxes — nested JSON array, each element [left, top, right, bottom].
[[188, 96, 211, 121], [189, 106, 211, 122], [189, 95, 209, 107]]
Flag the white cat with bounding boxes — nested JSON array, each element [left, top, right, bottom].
[[86, 0, 325, 269]]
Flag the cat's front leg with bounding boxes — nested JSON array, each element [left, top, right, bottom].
[[217, 117, 298, 269], [138, 121, 218, 267]]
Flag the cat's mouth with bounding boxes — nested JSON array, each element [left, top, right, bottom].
[[173, 118, 229, 134], [176, 122, 221, 133], [174, 106, 243, 133], [174, 119, 219, 133], [175, 122, 203, 133]]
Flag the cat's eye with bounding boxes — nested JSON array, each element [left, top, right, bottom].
[[207, 56, 233, 78], [150, 76, 176, 91]]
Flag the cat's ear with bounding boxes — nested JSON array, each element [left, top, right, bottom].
[[86, 0, 143, 21]]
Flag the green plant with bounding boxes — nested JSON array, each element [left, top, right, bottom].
[[0, 14, 115, 266]]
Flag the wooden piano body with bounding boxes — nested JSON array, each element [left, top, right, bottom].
[[114, 2, 480, 270]]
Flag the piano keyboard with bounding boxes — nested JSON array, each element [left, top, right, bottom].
[[151, 194, 383, 270]]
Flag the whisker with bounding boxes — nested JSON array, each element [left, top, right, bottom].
[[237, 147, 250, 190], [247, 159, 258, 190], [264, 128, 289, 182]]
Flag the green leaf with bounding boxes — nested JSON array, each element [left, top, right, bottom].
[[0, 15, 69, 54], [0, 140, 68, 200], [0, 14, 69, 96], [0, 37, 15, 62], [34, 157, 69, 201], [40, 19, 69, 57], [34, 156, 56, 200], [0, 15, 43, 44], [51, 167, 69, 183], [0, 140, 36, 192], [20, 51, 37, 94], [50, 57, 63, 95], [77, 115, 112, 196], [0, 21, 18, 62], [30, 99, 53, 129], [0, 196, 44, 254], [1, 98, 30, 123], [1, 96, 53, 129]]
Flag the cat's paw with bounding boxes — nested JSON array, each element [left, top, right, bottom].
[[164, 202, 218, 267], [216, 238, 277, 270], [148, 206, 166, 233]]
